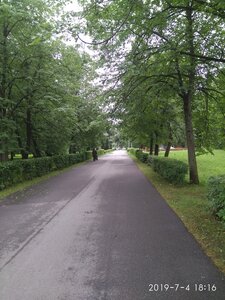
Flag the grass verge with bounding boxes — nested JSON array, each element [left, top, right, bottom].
[[0, 160, 89, 201], [129, 153, 225, 274]]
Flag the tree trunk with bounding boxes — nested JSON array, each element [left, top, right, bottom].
[[154, 144, 159, 156], [149, 137, 154, 155], [25, 106, 32, 158], [165, 129, 173, 157], [0, 152, 8, 162], [183, 94, 199, 184], [32, 136, 41, 157], [164, 142, 171, 157], [183, 5, 199, 184]]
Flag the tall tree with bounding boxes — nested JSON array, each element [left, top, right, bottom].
[[77, 0, 225, 183]]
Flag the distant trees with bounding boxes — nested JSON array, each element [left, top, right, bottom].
[[78, 0, 225, 184]]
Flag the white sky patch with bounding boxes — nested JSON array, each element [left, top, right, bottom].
[[62, 0, 96, 56], [64, 0, 82, 13]]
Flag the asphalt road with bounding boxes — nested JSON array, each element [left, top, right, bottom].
[[0, 150, 224, 300]]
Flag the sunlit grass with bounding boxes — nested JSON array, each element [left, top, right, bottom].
[[130, 153, 225, 274]]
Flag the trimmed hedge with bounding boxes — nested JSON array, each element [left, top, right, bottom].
[[86, 149, 112, 160], [207, 175, 225, 222], [128, 148, 188, 185], [0, 157, 55, 190], [127, 148, 139, 156], [0, 150, 112, 190], [52, 153, 85, 169], [150, 156, 188, 185], [0, 153, 85, 190], [136, 150, 149, 163]]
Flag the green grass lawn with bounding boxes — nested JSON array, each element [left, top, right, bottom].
[[160, 149, 225, 185], [12, 154, 34, 159], [130, 150, 225, 274]]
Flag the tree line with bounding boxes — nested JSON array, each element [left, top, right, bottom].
[[77, 0, 225, 184], [0, 0, 111, 162]]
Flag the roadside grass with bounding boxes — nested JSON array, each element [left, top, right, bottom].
[[129, 153, 225, 274], [0, 160, 89, 201]]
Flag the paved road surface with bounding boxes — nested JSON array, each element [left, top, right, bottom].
[[0, 150, 224, 299]]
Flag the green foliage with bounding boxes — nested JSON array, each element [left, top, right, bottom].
[[207, 176, 225, 223], [0, 161, 22, 189], [149, 156, 188, 185], [0, 153, 87, 190], [127, 148, 139, 156], [86, 151, 93, 160], [79, 0, 225, 184], [97, 149, 106, 156], [164, 150, 225, 185], [52, 154, 84, 170], [135, 150, 149, 163], [129, 149, 188, 185], [0, 1, 111, 161], [0, 149, 112, 190], [86, 149, 111, 160], [147, 155, 154, 166]]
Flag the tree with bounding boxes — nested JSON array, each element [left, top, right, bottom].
[[0, 0, 111, 161], [77, 0, 225, 183]]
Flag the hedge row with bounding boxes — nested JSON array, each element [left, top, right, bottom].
[[127, 148, 138, 156], [207, 175, 225, 223], [128, 148, 188, 185], [136, 150, 149, 163], [0, 150, 111, 190], [86, 149, 112, 160], [149, 156, 188, 185]]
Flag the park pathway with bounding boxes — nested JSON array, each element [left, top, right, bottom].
[[0, 150, 224, 299]]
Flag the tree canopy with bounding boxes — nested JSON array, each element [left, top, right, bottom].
[[0, 0, 110, 161], [76, 0, 225, 184]]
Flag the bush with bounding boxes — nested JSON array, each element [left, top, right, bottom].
[[136, 150, 149, 163], [0, 149, 111, 191], [86, 149, 111, 160], [86, 151, 93, 160], [0, 153, 88, 191], [0, 161, 22, 190], [207, 175, 225, 222], [104, 149, 113, 154], [97, 149, 105, 156], [127, 148, 139, 156], [20, 157, 54, 180], [147, 155, 154, 166], [151, 156, 188, 185], [52, 153, 88, 169]]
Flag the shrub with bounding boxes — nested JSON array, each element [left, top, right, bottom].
[[35, 157, 54, 176], [20, 159, 38, 180], [207, 175, 225, 222], [0, 149, 111, 191], [0, 153, 88, 191], [127, 148, 139, 156], [147, 155, 154, 166], [53, 153, 88, 169], [86, 149, 111, 160], [104, 149, 113, 154], [151, 156, 188, 185], [136, 150, 149, 163], [97, 149, 105, 156], [0, 161, 22, 189]]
